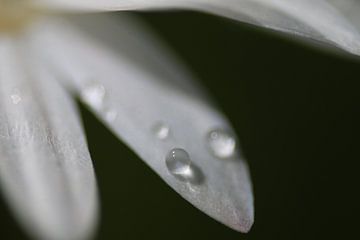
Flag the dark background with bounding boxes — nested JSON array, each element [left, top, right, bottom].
[[1, 11, 359, 240]]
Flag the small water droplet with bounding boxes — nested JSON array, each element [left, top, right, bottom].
[[10, 88, 22, 105], [105, 109, 117, 122], [153, 122, 170, 140], [208, 129, 236, 159], [10, 94, 21, 105], [166, 148, 194, 181], [81, 83, 106, 110]]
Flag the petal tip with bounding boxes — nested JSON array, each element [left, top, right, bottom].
[[233, 215, 254, 233]]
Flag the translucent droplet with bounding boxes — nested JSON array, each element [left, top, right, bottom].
[[10, 88, 22, 105], [166, 148, 194, 181], [81, 83, 106, 110], [208, 129, 236, 159], [105, 109, 118, 122], [10, 94, 21, 105], [153, 122, 170, 140]]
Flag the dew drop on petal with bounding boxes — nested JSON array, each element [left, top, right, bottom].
[[153, 122, 170, 140], [105, 108, 118, 122], [10, 89, 22, 105], [10, 94, 22, 105], [166, 148, 193, 181], [81, 82, 106, 110], [208, 129, 236, 159]]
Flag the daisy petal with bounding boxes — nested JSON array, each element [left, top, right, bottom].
[[26, 14, 254, 232], [33, 0, 360, 55], [0, 37, 98, 240]]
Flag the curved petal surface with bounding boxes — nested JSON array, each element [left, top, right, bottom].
[[26, 14, 254, 232], [32, 0, 360, 56], [0, 36, 98, 240]]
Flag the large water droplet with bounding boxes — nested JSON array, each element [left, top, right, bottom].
[[166, 148, 205, 185], [208, 129, 236, 159], [166, 148, 193, 181], [81, 83, 106, 110], [153, 122, 170, 140]]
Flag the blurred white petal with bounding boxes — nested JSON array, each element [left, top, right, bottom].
[[33, 0, 360, 55], [25, 14, 254, 232], [0, 37, 98, 240]]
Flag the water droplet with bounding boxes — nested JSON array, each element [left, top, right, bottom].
[[153, 122, 170, 140], [105, 109, 117, 122], [10, 94, 21, 105], [208, 129, 236, 159], [166, 148, 194, 181], [10, 88, 22, 105], [81, 83, 106, 110]]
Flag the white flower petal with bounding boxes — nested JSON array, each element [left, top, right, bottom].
[[26, 14, 254, 232], [33, 0, 360, 55], [0, 36, 98, 240]]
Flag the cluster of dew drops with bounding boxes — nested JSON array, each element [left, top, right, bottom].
[[80, 82, 238, 184], [9, 82, 237, 184]]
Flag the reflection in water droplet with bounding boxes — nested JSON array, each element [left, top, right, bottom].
[[153, 122, 170, 140], [166, 148, 193, 180], [105, 109, 118, 122], [208, 129, 236, 159], [166, 148, 205, 185], [81, 83, 106, 110]]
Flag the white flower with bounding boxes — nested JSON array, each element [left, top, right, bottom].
[[1, 1, 360, 240]]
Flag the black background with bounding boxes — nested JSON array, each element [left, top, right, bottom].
[[1, 11, 359, 240]]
